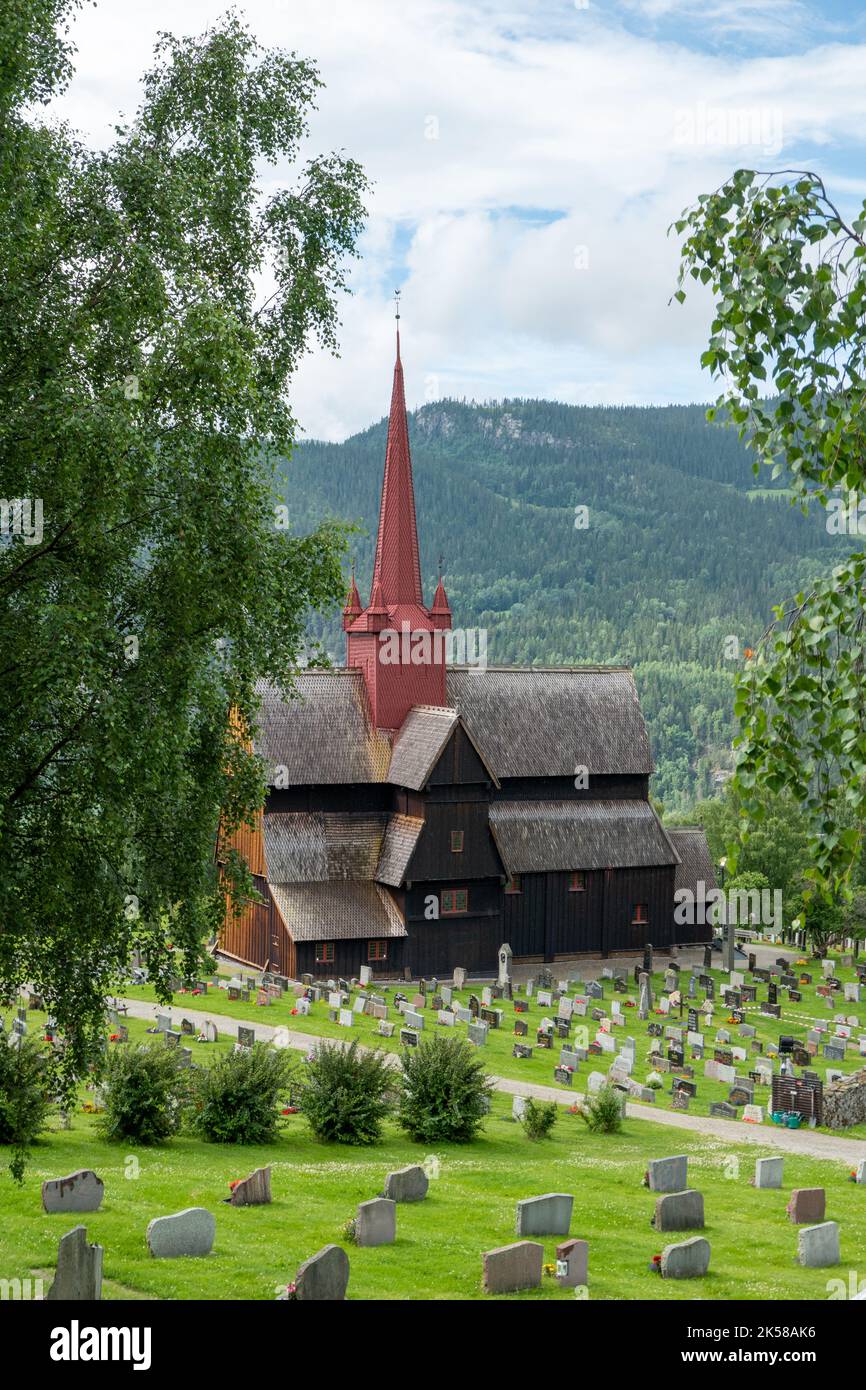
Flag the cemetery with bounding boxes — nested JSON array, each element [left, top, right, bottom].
[[2, 944, 866, 1300], [118, 945, 866, 1138]]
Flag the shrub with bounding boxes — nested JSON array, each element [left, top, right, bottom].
[[521, 1096, 558, 1141], [189, 1045, 293, 1144], [398, 1033, 494, 1144], [298, 1040, 392, 1145], [0, 1034, 52, 1181], [579, 1083, 623, 1134], [98, 1043, 188, 1145]]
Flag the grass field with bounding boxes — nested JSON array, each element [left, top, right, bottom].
[[121, 951, 866, 1138], [3, 1093, 865, 1301]]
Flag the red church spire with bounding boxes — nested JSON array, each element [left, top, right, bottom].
[[345, 297, 452, 730], [368, 318, 424, 610]]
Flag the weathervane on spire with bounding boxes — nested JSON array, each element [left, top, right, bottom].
[[394, 287, 401, 321]]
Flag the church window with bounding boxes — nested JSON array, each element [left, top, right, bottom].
[[569, 871, 586, 892], [441, 888, 468, 915], [316, 941, 335, 963], [632, 903, 648, 924], [450, 829, 464, 853], [368, 940, 388, 961], [505, 875, 522, 894]]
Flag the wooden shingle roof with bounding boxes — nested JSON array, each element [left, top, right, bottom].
[[668, 827, 717, 894], [268, 881, 407, 942], [489, 798, 678, 873], [448, 667, 653, 778], [262, 812, 386, 883], [376, 814, 425, 886], [254, 675, 391, 786], [387, 706, 457, 790], [254, 665, 652, 787]]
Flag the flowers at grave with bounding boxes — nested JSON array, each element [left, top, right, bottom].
[[542, 1262, 557, 1278], [623, 999, 636, 1008], [108, 1033, 122, 1043], [228, 1179, 241, 1192], [281, 1106, 299, 1115], [848, 1170, 858, 1182], [568, 1103, 580, 1115], [646, 1072, 663, 1089], [641, 1170, 650, 1187], [650, 1253, 662, 1273], [291, 1008, 298, 1016], [282, 1282, 298, 1300]]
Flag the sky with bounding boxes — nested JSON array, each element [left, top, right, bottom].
[[51, 0, 866, 440]]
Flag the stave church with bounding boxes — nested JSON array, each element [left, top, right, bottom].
[[220, 325, 714, 979]]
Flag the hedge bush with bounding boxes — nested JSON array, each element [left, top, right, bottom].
[[398, 1033, 493, 1144], [0, 1033, 51, 1180], [299, 1040, 392, 1144], [189, 1045, 293, 1144], [98, 1043, 187, 1145]]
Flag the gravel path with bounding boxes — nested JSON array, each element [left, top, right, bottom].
[[119, 997, 866, 1164]]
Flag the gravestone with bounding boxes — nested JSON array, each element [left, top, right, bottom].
[[787, 1189, 826, 1224], [147, 1207, 215, 1258], [754, 1157, 784, 1189], [237, 1025, 255, 1048], [515, 1192, 573, 1237], [482, 1241, 543, 1294], [653, 1190, 705, 1232], [646, 1155, 688, 1193], [453, 966, 467, 989], [660, 1236, 710, 1280], [293, 1243, 350, 1301], [383, 1165, 429, 1203], [497, 942, 513, 986], [42, 1169, 104, 1214], [46, 1225, 103, 1301], [556, 1237, 588, 1289], [468, 1021, 488, 1046], [230, 1166, 271, 1207], [797, 1222, 840, 1268], [355, 1197, 396, 1247]]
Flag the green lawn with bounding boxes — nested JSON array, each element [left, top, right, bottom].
[[3, 1094, 865, 1300], [121, 951, 866, 1138]]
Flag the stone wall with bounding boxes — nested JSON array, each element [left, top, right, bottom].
[[823, 1068, 866, 1129]]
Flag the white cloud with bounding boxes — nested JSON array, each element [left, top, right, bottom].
[[50, 0, 866, 438]]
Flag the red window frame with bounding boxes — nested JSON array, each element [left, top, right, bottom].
[[316, 941, 335, 963], [368, 940, 388, 962], [505, 875, 522, 895], [569, 871, 586, 893], [450, 829, 465, 854], [632, 903, 648, 924], [441, 888, 468, 915]]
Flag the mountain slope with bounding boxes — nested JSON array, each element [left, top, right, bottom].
[[278, 399, 849, 811]]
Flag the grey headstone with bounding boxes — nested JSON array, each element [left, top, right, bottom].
[[47, 1225, 103, 1300], [798, 1221, 840, 1268], [653, 1190, 705, 1232], [293, 1243, 350, 1300], [146, 1207, 215, 1258], [383, 1164, 429, 1203], [660, 1235, 710, 1279], [754, 1156, 784, 1189], [42, 1169, 104, 1214], [355, 1197, 396, 1247], [647, 1155, 688, 1193], [482, 1240, 543, 1294], [516, 1192, 573, 1237]]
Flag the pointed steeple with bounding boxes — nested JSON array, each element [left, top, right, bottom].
[[345, 301, 452, 730], [341, 565, 362, 630], [430, 554, 451, 628], [368, 321, 424, 609]]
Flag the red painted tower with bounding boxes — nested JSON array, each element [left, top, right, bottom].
[[344, 314, 451, 730]]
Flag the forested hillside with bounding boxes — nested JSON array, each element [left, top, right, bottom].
[[279, 399, 850, 811]]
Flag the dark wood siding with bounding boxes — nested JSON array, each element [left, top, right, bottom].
[[295, 937, 406, 981], [404, 879, 502, 975], [427, 726, 491, 787], [407, 802, 503, 882]]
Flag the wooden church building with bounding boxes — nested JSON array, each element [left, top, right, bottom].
[[220, 328, 715, 979]]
